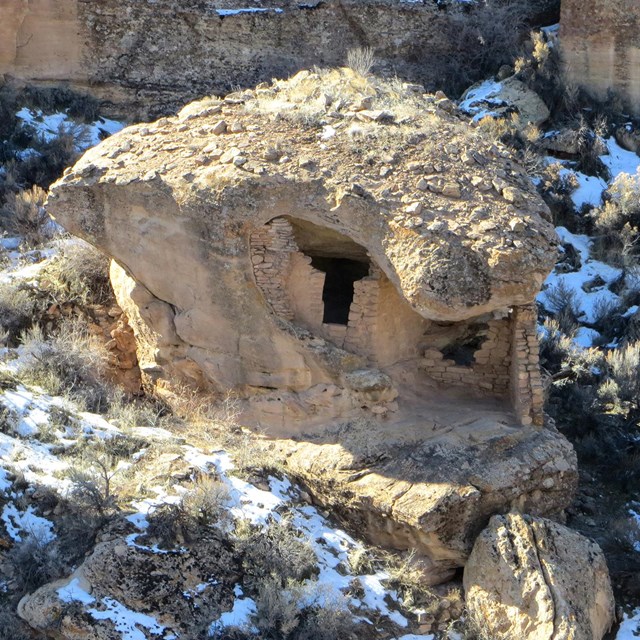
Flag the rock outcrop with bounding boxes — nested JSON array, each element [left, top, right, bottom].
[[561, 0, 640, 116], [47, 69, 557, 431], [45, 71, 579, 582], [460, 77, 550, 126], [464, 512, 615, 640], [18, 536, 236, 639], [277, 416, 577, 584], [1, 0, 557, 118]]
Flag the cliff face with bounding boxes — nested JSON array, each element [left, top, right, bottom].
[[0, 0, 446, 117], [561, 0, 640, 114], [1, 0, 555, 118]]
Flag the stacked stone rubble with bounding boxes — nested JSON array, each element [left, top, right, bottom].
[[343, 275, 379, 359]]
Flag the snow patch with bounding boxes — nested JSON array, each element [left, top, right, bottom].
[[1, 502, 55, 543], [459, 79, 506, 121], [616, 609, 640, 639]]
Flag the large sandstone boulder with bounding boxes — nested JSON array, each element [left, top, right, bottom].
[[277, 417, 577, 584], [463, 512, 615, 640], [46, 69, 557, 431], [43, 71, 577, 583]]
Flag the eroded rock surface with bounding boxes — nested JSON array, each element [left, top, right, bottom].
[[47, 69, 557, 430], [1, 0, 558, 117], [561, 0, 640, 116], [18, 536, 237, 639], [464, 512, 615, 640], [276, 402, 577, 583]]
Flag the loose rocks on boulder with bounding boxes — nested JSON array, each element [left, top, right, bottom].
[[463, 512, 615, 640]]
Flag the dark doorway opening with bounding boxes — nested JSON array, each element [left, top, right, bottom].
[[311, 257, 369, 325]]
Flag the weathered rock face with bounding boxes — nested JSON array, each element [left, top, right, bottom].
[[461, 77, 551, 126], [47, 70, 557, 431], [18, 535, 238, 639], [561, 0, 640, 115], [464, 512, 615, 640], [277, 414, 578, 584], [2, 0, 556, 118], [44, 71, 578, 588]]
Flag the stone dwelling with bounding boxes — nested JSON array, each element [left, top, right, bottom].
[[46, 69, 556, 434], [45, 69, 579, 582]]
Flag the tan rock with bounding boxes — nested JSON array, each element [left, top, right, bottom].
[[47, 72, 557, 432], [561, 0, 640, 116], [463, 513, 615, 640], [279, 418, 577, 583], [461, 77, 550, 126]]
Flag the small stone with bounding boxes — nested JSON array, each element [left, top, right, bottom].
[[405, 202, 423, 214], [351, 96, 374, 112], [427, 220, 447, 233], [442, 182, 461, 198], [417, 178, 429, 191], [509, 218, 525, 232], [264, 147, 281, 162], [212, 120, 227, 135], [299, 157, 316, 170], [502, 186, 520, 203], [229, 122, 244, 133], [356, 109, 394, 122], [220, 147, 241, 163]]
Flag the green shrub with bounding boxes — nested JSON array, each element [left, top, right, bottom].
[[251, 578, 358, 640], [7, 534, 66, 595], [145, 475, 231, 548], [42, 239, 111, 307], [1, 185, 50, 246], [591, 171, 640, 269], [0, 607, 33, 640]]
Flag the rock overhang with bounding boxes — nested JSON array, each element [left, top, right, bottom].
[[48, 69, 558, 324]]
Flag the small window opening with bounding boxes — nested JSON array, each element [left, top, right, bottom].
[[440, 330, 488, 366], [311, 257, 369, 325]]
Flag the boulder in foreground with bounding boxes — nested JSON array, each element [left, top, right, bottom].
[[464, 512, 615, 640]]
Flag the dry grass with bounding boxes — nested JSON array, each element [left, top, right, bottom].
[[237, 517, 318, 588], [0, 280, 39, 345], [41, 239, 111, 307], [244, 67, 441, 139], [1, 185, 51, 247], [18, 319, 113, 412], [346, 47, 375, 76]]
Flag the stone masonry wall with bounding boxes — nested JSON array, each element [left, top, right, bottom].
[[510, 304, 545, 426], [561, 0, 640, 115], [252, 220, 543, 425], [251, 218, 381, 358], [420, 316, 512, 397], [343, 275, 380, 360], [250, 219, 296, 321]]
